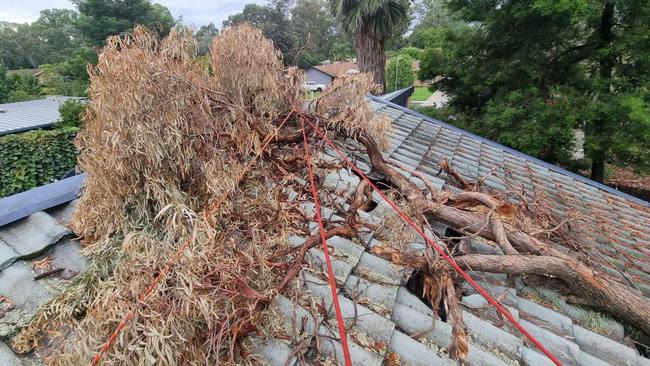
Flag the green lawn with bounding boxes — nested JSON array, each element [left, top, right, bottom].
[[305, 90, 321, 100], [411, 86, 433, 101]]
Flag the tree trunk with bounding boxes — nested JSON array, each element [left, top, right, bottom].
[[589, 1, 616, 184], [354, 25, 386, 94], [357, 130, 650, 337], [590, 150, 606, 183], [455, 255, 650, 336]]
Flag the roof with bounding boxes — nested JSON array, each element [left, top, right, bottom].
[[0, 96, 83, 136], [312, 62, 359, 77], [367, 96, 650, 295], [0, 98, 648, 365], [381, 86, 415, 107], [5, 69, 43, 78]]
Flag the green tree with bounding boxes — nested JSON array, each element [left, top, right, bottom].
[[41, 47, 98, 96], [409, 0, 463, 48], [386, 54, 415, 92], [290, 0, 336, 66], [420, 0, 650, 182], [329, 40, 355, 61], [73, 0, 174, 46], [55, 99, 87, 128], [0, 10, 82, 69], [6, 74, 41, 102], [330, 0, 411, 93], [0, 64, 12, 102], [223, 1, 295, 64], [195, 23, 219, 56], [31, 9, 83, 63]]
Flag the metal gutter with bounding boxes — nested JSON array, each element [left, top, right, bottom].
[[0, 173, 86, 227]]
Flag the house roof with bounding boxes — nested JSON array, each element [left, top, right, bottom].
[[312, 62, 359, 77], [5, 69, 43, 78], [0, 96, 84, 136], [0, 97, 648, 365]]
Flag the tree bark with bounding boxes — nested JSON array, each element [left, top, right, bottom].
[[590, 1, 616, 184], [455, 255, 650, 336], [354, 25, 386, 94], [357, 130, 650, 337]]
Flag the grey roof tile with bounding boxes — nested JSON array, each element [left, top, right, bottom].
[[355, 252, 409, 286], [519, 319, 581, 365], [345, 274, 398, 314], [249, 337, 297, 366], [388, 330, 454, 366], [317, 324, 384, 366], [0, 211, 70, 260], [573, 325, 639, 366], [463, 310, 523, 358], [520, 347, 556, 366]]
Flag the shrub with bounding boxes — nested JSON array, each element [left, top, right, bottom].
[[386, 54, 415, 92], [0, 127, 78, 197], [56, 99, 87, 128]]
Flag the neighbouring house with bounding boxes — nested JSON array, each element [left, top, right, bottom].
[[305, 62, 359, 86], [6, 68, 45, 84], [0, 96, 82, 136], [0, 96, 649, 365]]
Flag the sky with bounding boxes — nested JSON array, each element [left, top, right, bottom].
[[0, 0, 267, 28]]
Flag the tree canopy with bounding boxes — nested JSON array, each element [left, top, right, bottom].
[[330, 0, 411, 92], [0, 10, 83, 69], [223, 0, 349, 67], [419, 0, 650, 181], [73, 0, 174, 46]]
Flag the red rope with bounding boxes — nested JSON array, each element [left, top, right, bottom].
[[301, 118, 353, 366], [303, 117, 563, 366], [90, 110, 296, 365]]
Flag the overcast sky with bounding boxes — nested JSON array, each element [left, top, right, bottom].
[[0, 0, 267, 28]]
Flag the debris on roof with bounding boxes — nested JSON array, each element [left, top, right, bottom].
[[0, 24, 648, 366]]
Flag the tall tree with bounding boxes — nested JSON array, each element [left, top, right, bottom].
[[421, 0, 650, 182], [73, 0, 174, 46], [195, 23, 219, 56], [290, 0, 336, 67], [223, 1, 295, 62], [0, 10, 82, 69], [330, 0, 410, 93]]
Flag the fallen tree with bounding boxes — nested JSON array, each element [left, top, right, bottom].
[[355, 129, 650, 336], [9, 23, 648, 365]]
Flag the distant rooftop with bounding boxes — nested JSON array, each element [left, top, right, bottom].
[[0, 96, 84, 136], [312, 62, 359, 77]]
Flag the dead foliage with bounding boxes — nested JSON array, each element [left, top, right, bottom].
[[11, 23, 393, 365], [10, 22, 649, 366]]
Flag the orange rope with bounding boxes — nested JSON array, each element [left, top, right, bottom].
[[303, 117, 563, 366], [300, 117, 353, 366]]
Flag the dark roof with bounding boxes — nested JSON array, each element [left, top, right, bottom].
[[0, 96, 84, 136], [381, 86, 415, 108]]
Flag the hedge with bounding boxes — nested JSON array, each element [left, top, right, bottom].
[[0, 127, 79, 198]]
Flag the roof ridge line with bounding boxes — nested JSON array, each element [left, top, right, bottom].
[[369, 94, 650, 208]]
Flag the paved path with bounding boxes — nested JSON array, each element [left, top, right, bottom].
[[420, 90, 449, 107]]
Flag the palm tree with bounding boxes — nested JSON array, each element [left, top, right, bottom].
[[330, 0, 410, 93]]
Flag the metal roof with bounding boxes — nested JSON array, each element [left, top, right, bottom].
[[0, 96, 84, 136]]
